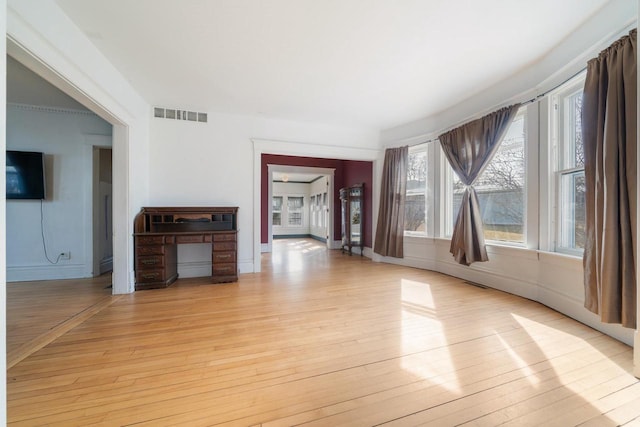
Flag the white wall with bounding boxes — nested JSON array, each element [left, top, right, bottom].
[[376, 2, 637, 346], [149, 113, 378, 278], [6, 104, 112, 281]]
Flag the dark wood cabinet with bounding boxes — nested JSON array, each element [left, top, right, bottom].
[[340, 184, 364, 256], [134, 207, 238, 290]]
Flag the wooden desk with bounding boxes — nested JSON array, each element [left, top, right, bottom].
[[133, 207, 238, 290]]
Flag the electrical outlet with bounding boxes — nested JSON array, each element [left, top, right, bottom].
[[59, 252, 71, 260]]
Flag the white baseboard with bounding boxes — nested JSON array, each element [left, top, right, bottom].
[[7, 263, 89, 282], [238, 261, 254, 274], [538, 284, 634, 346], [634, 331, 640, 378], [261, 243, 271, 253], [437, 260, 539, 302], [329, 240, 342, 250], [375, 238, 635, 347]]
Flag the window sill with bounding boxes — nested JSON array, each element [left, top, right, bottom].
[[403, 235, 582, 266]]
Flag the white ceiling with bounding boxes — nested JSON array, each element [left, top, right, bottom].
[[56, 0, 610, 131]]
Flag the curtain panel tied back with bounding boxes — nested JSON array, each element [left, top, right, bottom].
[[439, 104, 521, 266], [374, 146, 408, 258], [582, 29, 637, 329]]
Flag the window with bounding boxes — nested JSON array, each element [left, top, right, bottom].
[[405, 149, 427, 233], [448, 109, 527, 244], [272, 196, 283, 226], [315, 193, 321, 227], [310, 195, 316, 226], [322, 192, 327, 228], [287, 196, 304, 226], [553, 80, 585, 253]]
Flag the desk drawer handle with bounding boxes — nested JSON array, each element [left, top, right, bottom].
[[216, 266, 232, 272], [218, 254, 231, 259], [142, 273, 159, 280], [141, 259, 159, 265]]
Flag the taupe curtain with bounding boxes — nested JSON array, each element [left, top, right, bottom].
[[439, 104, 520, 266], [582, 29, 637, 329], [374, 146, 408, 258]]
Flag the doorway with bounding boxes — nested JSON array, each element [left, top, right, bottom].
[[266, 165, 335, 253], [93, 146, 113, 277], [8, 36, 132, 295]]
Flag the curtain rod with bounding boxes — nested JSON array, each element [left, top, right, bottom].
[[408, 66, 587, 147]]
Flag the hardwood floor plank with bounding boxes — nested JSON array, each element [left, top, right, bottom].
[[6, 239, 639, 426]]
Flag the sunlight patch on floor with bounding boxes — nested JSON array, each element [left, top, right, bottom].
[[400, 278, 461, 393], [496, 332, 541, 387], [271, 238, 327, 272]]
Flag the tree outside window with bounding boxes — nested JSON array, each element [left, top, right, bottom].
[[405, 150, 427, 232]]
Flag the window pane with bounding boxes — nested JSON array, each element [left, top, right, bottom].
[[555, 82, 585, 254], [405, 150, 427, 232], [288, 212, 302, 226], [322, 192, 327, 227], [288, 196, 303, 209], [273, 196, 283, 210], [473, 113, 526, 243], [451, 173, 464, 236], [273, 212, 281, 226], [565, 91, 584, 169], [559, 170, 586, 250]]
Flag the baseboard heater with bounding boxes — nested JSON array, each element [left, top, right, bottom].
[[463, 280, 488, 289]]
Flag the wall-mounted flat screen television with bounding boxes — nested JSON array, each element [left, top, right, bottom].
[[6, 150, 46, 200]]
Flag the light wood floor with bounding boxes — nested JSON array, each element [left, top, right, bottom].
[[7, 238, 640, 426], [6, 273, 118, 369]]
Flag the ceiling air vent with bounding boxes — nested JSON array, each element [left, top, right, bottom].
[[154, 107, 207, 123]]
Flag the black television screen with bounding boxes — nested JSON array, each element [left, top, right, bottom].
[[6, 150, 46, 200]]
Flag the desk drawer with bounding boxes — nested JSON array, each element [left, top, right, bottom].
[[213, 242, 236, 252], [137, 255, 164, 269], [136, 235, 164, 245], [136, 245, 164, 255], [212, 263, 236, 275], [213, 233, 236, 242], [212, 251, 235, 263], [136, 269, 166, 283], [176, 234, 205, 244]]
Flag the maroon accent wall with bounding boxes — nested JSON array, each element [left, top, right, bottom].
[[261, 154, 373, 248]]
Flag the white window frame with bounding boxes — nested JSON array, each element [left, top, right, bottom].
[[550, 73, 586, 256]]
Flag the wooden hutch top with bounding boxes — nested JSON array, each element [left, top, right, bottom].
[[134, 206, 238, 235]]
